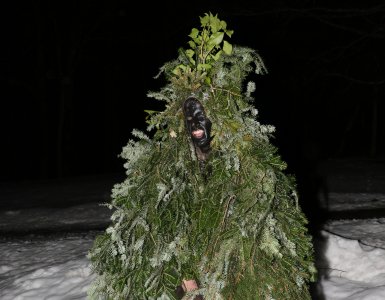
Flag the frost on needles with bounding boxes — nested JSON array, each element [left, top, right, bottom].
[[88, 12, 316, 300]]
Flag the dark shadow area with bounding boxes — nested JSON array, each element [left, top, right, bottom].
[[3, 0, 385, 183], [310, 231, 329, 300], [327, 208, 385, 220], [0, 173, 124, 210], [294, 152, 329, 300], [0, 225, 107, 239], [296, 157, 329, 237]]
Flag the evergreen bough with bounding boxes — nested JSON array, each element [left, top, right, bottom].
[[88, 13, 316, 300]]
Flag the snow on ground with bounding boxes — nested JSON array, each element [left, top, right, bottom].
[[1, 160, 385, 299], [0, 231, 97, 300], [320, 220, 385, 300], [1, 208, 385, 299]]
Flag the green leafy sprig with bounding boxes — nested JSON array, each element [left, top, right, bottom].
[[172, 13, 233, 85]]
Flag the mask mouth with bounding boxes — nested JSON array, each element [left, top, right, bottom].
[[192, 129, 204, 139]]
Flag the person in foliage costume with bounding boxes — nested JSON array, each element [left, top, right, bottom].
[[88, 13, 316, 300]]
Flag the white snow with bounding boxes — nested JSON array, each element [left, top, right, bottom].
[[2, 175, 385, 299], [0, 231, 97, 300], [320, 227, 385, 300]]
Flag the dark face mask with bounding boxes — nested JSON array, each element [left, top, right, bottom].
[[183, 97, 212, 155]]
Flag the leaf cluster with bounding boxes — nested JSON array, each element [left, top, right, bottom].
[[172, 13, 233, 86]]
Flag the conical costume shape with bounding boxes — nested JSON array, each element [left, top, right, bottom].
[[88, 13, 316, 300]]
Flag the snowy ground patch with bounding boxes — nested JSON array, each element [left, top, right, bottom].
[[1, 220, 385, 299], [0, 232, 97, 300], [2, 170, 385, 300], [320, 219, 385, 300]]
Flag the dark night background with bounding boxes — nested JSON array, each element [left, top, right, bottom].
[[2, 1, 385, 232]]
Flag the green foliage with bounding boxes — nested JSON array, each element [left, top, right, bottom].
[[172, 12, 234, 88], [88, 13, 316, 300]]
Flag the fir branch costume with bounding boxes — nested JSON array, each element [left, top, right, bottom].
[[88, 13, 316, 300]]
